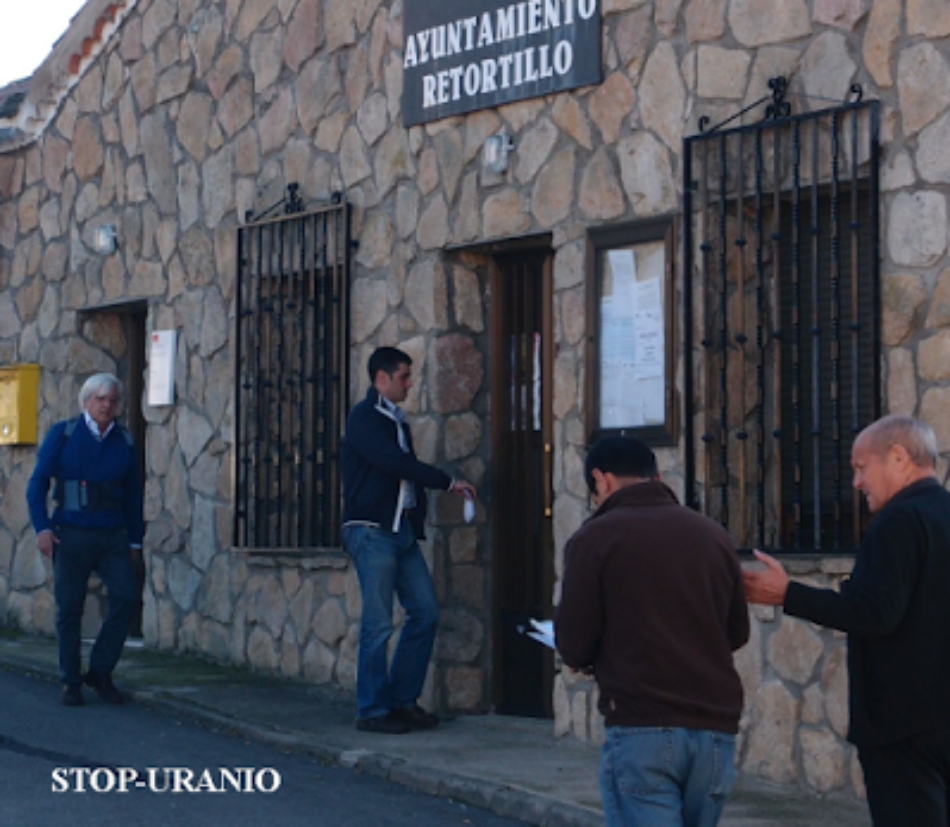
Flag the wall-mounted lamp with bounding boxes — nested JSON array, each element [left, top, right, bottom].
[[483, 133, 514, 174], [93, 224, 118, 255]]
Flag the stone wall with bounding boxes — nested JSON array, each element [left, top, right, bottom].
[[1, 0, 950, 797]]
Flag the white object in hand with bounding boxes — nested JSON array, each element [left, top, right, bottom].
[[526, 618, 555, 650], [463, 492, 476, 524]]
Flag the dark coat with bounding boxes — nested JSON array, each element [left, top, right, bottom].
[[785, 477, 950, 747], [556, 481, 749, 732], [340, 387, 451, 539]]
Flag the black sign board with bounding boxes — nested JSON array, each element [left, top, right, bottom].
[[402, 0, 602, 127]]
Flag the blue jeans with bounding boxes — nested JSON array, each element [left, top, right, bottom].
[[600, 727, 737, 827], [53, 525, 137, 685], [342, 521, 439, 720]]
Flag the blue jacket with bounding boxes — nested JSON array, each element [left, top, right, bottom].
[[341, 388, 452, 538], [26, 417, 145, 544]]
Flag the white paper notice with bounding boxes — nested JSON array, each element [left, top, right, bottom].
[[600, 296, 640, 428], [148, 330, 177, 406], [607, 249, 637, 300], [600, 270, 666, 428]]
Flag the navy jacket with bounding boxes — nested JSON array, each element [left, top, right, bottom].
[[341, 388, 452, 538], [785, 478, 950, 747], [27, 417, 144, 544]]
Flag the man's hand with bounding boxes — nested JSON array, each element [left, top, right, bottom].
[[37, 529, 59, 558], [742, 550, 789, 605], [451, 480, 477, 498]]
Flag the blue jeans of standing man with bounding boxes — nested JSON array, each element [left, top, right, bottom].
[[53, 525, 137, 686], [600, 726, 737, 827], [342, 521, 440, 721]]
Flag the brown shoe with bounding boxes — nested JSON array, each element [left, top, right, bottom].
[[391, 704, 440, 730]]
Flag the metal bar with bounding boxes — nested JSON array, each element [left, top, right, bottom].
[[791, 118, 802, 548], [318, 210, 331, 545], [717, 134, 730, 530], [810, 118, 822, 550], [338, 203, 352, 545], [300, 214, 313, 546], [867, 103, 882, 543], [735, 129, 748, 547], [293, 214, 306, 547], [276, 221, 288, 546], [683, 140, 696, 510], [254, 224, 268, 547], [849, 109, 861, 547], [699, 135, 714, 519], [754, 127, 766, 548], [234, 226, 247, 548], [771, 123, 783, 548], [830, 112, 842, 548]]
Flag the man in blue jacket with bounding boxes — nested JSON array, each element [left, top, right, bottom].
[[27, 373, 143, 707], [342, 347, 476, 734]]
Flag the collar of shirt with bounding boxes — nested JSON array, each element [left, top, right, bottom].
[[83, 411, 115, 441], [378, 394, 406, 424], [377, 394, 417, 510]]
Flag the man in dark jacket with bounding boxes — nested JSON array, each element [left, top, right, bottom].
[[556, 436, 749, 827], [27, 373, 143, 707], [744, 415, 950, 827], [341, 346, 476, 734]]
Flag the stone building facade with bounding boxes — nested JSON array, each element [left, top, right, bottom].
[[1, 0, 949, 800]]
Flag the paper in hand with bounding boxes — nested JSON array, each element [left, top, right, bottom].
[[525, 618, 555, 650], [463, 492, 476, 523]]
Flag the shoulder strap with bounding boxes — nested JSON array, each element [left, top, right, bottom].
[[62, 417, 133, 446]]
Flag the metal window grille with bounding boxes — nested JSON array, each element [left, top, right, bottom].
[[683, 80, 881, 552], [234, 197, 350, 551]]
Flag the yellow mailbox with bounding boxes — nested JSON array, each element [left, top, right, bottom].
[[0, 364, 40, 445]]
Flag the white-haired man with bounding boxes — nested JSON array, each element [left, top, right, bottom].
[[744, 415, 950, 826], [27, 373, 143, 706]]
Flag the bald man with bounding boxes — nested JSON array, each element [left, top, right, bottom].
[[744, 415, 950, 827]]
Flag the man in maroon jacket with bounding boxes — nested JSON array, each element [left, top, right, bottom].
[[556, 436, 749, 827]]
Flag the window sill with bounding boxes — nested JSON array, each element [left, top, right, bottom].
[[231, 547, 348, 569]]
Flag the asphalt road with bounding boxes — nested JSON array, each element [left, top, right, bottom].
[[0, 666, 525, 826]]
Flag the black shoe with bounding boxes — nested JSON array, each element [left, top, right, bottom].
[[83, 672, 124, 705], [61, 684, 85, 706], [356, 713, 412, 734], [391, 704, 440, 730]]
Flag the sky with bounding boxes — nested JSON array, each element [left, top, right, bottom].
[[0, 0, 89, 87]]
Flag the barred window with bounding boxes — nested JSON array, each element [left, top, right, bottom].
[[234, 202, 350, 551], [683, 86, 881, 552]]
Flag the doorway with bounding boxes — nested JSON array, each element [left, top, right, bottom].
[[490, 249, 555, 718], [79, 301, 148, 635]]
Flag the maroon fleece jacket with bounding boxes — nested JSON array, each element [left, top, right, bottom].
[[555, 481, 749, 732]]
